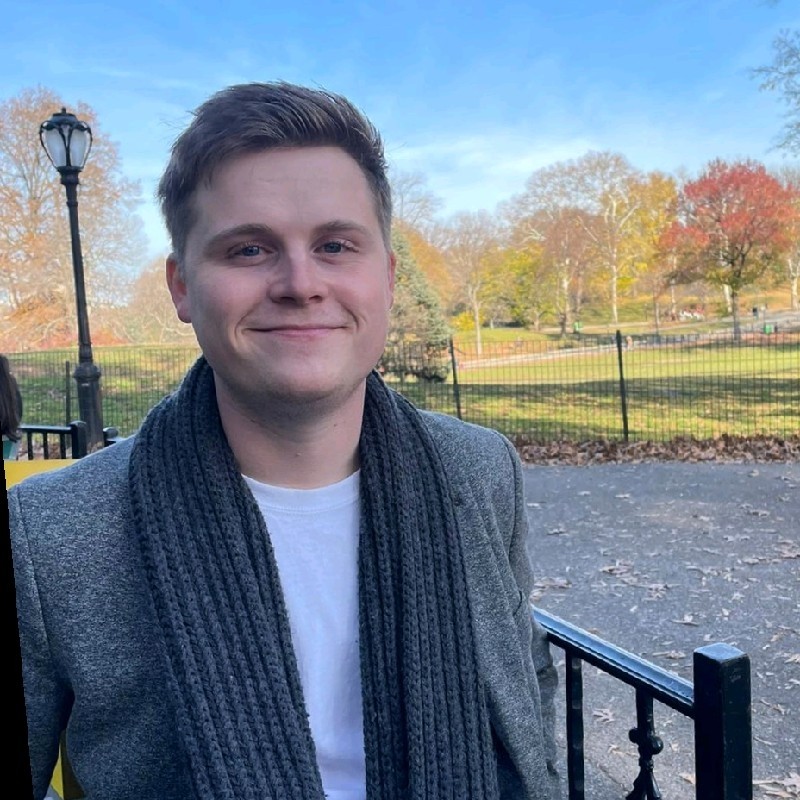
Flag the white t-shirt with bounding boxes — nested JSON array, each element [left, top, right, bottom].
[[244, 471, 366, 800]]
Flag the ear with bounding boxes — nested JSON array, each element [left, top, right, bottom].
[[386, 250, 396, 309], [166, 255, 192, 324]]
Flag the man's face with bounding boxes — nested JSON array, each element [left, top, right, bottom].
[[167, 146, 395, 415]]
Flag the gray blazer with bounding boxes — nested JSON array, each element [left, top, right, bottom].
[[10, 411, 559, 799]]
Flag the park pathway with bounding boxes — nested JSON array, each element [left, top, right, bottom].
[[523, 461, 799, 799]]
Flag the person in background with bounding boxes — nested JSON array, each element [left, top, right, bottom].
[[9, 82, 560, 799], [1, 354, 23, 460]]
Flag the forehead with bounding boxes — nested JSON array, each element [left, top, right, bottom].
[[184, 146, 381, 243], [203, 146, 371, 200]]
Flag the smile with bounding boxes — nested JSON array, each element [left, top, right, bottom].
[[250, 325, 342, 337]]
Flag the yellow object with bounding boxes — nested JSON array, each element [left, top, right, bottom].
[[4, 459, 76, 487], [4, 458, 79, 799]]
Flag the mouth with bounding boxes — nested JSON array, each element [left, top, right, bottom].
[[248, 325, 344, 337]]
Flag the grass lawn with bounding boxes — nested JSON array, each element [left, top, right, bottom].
[[8, 335, 799, 442]]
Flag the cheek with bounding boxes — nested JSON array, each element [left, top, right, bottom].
[[192, 275, 257, 318]]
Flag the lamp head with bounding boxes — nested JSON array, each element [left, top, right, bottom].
[[40, 108, 93, 172]]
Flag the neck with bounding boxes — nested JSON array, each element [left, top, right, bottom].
[[215, 384, 365, 489]]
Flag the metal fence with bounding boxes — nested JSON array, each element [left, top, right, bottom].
[[7, 329, 799, 443]]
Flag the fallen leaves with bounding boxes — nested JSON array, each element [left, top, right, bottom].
[[652, 650, 687, 660], [600, 560, 634, 576], [592, 707, 616, 723], [754, 772, 800, 798], [672, 614, 701, 626], [515, 434, 800, 465]]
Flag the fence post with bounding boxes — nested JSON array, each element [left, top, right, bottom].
[[693, 643, 752, 800], [65, 360, 72, 426], [615, 330, 630, 442], [68, 420, 88, 459], [448, 337, 463, 420], [565, 653, 585, 800]]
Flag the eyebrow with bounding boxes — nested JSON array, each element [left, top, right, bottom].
[[201, 219, 375, 255]]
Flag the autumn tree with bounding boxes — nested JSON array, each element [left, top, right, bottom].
[[755, 28, 800, 154], [0, 86, 146, 349], [117, 257, 198, 344], [507, 162, 598, 335], [662, 159, 795, 339], [510, 152, 642, 327], [483, 245, 556, 330], [570, 152, 642, 324], [437, 211, 503, 354], [773, 166, 800, 310], [623, 171, 678, 331]]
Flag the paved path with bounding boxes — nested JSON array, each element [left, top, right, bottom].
[[523, 461, 799, 799]]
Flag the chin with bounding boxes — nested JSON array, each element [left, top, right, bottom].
[[255, 370, 364, 407]]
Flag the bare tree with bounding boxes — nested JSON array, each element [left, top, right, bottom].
[[437, 211, 503, 354], [389, 170, 444, 232], [118, 257, 198, 344], [754, 28, 800, 154], [0, 86, 146, 349]]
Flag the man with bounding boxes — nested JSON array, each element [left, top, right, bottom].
[[10, 82, 559, 799]]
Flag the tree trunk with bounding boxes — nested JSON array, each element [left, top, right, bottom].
[[723, 284, 733, 314], [653, 293, 661, 335], [610, 266, 619, 324], [561, 275, 571, 337], [731, 288, 742, 342], [471, 299, 482, 356]]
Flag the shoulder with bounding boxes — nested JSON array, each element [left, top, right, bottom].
[[8, 436, 135, 529], [420, 410, 519, 484]]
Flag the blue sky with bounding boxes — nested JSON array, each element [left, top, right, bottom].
[[3, 0, 799, 263]]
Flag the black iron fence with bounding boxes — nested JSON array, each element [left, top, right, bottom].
[[7, 329, 799, 442], [536, 608, 752, 800]]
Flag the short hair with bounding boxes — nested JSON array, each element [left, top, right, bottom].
[[158, 81, 392, 264]]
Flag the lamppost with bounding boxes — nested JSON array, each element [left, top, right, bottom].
[[39, 108, 103, 449]]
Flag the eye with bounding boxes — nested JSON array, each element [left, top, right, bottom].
[[233, 243, 264, 258], [319, 240, 355, 255]]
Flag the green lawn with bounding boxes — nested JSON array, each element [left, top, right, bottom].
[[9, 335, 799, 443]]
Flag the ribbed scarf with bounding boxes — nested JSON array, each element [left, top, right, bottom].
[[129, 357, 500, 800]]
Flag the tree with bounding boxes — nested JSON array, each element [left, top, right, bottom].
[[772, 166, 800, 310], [623, 172, 678, 331], [0, 86, 145, 349], [381, 229, 450, 381], [484, 245, 556, 330], [437, 211, 503, 355], [754, 29, 800, 154], [510, 151, 642, 328], [661, 159, 795, 339], [118, 257, 199, 343], [390, 170, 443, 232], [570, 152, 642, 325]]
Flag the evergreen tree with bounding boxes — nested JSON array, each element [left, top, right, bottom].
[[382, 230, 450, 381]]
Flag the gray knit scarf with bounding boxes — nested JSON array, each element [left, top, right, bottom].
[[129, 357, 500, 799]]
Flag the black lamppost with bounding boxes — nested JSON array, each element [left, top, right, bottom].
[[39, 108, 103, 449]]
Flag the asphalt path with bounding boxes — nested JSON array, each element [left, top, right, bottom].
[[523, 461, 799, 799]]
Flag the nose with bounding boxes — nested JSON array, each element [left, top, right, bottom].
[[267, 248, 327, 305]]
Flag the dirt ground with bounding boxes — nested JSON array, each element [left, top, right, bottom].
[[523, 461, 799, 799]]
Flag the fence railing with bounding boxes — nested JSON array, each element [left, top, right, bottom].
[[535, 608, 752, 800], [7, 329, 799, 442]]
